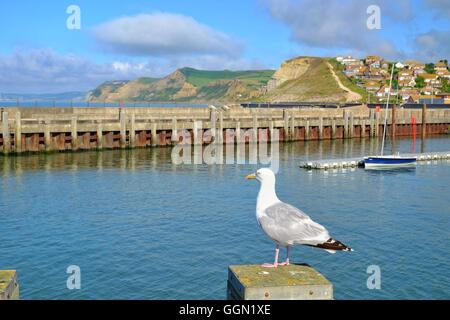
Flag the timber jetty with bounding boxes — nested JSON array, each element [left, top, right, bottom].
[[0, 104, 449, 154]]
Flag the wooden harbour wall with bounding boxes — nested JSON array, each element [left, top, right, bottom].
[[0, 106, 449, 154]]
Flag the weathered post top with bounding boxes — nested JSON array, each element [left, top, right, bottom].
[[227, 264, 332, 300], [0, 270, 20, 300]]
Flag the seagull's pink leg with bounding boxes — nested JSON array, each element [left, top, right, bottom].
[[279, 246, 290, 266], [262, 244, 279, 268]]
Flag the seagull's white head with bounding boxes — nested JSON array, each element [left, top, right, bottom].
[[246, 168, 276, 184]]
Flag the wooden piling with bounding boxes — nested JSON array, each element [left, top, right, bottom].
[[227, 265, 333, 300], [14, 112, 22, 153], [2, 112, 10, 154]]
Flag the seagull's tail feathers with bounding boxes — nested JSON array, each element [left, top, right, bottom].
[[309, 238, 353, 253]]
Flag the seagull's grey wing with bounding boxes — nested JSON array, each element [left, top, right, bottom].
[[259, 202, 329, 245]]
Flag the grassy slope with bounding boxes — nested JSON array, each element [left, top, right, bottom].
[[265, 57, 346, 101], [327, 58, 367, 102], [180, 67, 274, 88]]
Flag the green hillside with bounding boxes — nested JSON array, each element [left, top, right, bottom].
[[180, 67, 274, 87]]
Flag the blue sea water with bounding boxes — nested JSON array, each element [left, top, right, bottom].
[[0, 136, 449, 299]]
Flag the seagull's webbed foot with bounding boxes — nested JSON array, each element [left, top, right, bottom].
[[261, 263, 278, 268]]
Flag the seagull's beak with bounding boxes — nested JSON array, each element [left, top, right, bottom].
[[246, 173, 256, 180]]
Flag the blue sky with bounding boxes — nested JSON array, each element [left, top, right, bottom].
[[0, 0, 449, 93]]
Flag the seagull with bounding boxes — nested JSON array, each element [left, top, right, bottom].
[[246, 168, 352, 268]]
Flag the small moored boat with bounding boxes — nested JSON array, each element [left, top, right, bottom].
[[363, 62, 417, 169], [364, 155, 417, 168]]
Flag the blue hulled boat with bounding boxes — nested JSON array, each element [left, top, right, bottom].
[[363, 62, 417, 170], [364, 155, 417, 168]]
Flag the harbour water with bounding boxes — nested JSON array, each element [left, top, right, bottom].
[[0, 136, 449, 299]]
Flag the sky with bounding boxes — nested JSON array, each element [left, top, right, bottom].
[[0, 0, 449, 93]]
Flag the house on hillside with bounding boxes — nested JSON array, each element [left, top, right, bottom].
[[436, 69, 450, 79], [421, 73, 440, 86], [364, 80, 381, 92], [399, 88, 420, 101], [435, 61, 448, 73], [375, 85, 398, 98], [341, 56, 361, 66], [420, 86, 435, 95], [365, 55, 383, 68]]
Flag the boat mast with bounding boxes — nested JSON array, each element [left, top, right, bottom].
[[380, 63, 395, 156]]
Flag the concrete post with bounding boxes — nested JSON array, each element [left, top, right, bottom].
[[193, 120, 201, 145], [130, 113, 136, 148], [361, 119, 366, 138], [331, 117, 336, 139], [219, 111, 224, 144], [283, 110, 289, 141], [171, 117, 178, 143], [14, 112, 22, 153], [119, 109, 126, 148], [318, 115, 323, 140], [349, 113, 354, 138], [305, 119, 310, 141], [269, 118, 274, 142], [252, 114, 258, 143], [2, 112, 10, 154], [375, 112, 380, 137], [290, 112, 296, 141], [227, 265, 333, 300], [44, 120, 51, 151], [96, 121, 103, 149], [369, 109, 375, 137], [421, 104, 427, 140], [343, 111, 349, 138], [71, 116, 78, 150], [235, 120, 241, 144], [0, 270, 19, 300], [210, 110, 217, 141], [151, 121, 158, 147]]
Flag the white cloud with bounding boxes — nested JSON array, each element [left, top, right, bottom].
[[264, 0, 410, 59], [425, 0, 450, 17], [0, 48, 266, 94], [93, 12, 243, 57], [414, 29, 450, 62], [0, 49, 154, 93]]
